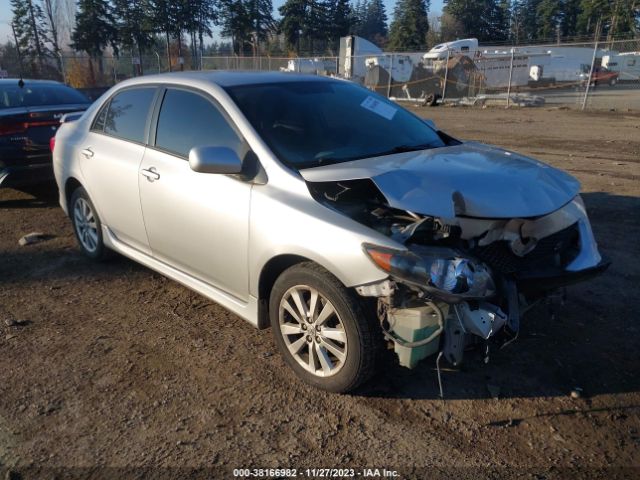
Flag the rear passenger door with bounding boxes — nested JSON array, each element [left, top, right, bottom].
[[80, 87, 157, 254], [138, 87, 251, 301]]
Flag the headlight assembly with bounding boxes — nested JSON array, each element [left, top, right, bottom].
[[363, 243, 495, 300]]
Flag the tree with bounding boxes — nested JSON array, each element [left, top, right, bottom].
[[247, 0, 276, 47], [536, 0, 562, 40], [71, 0, 117, 82], [577, 0, 639, 40], [148, 0, 180, 69], [220, 0, 253, 54], [359, 0, 388, 43], [443, 0, 510, 42], [42, 0, 62, 71], [113, 0, 154, 72], [325, 0, 355, 46], [10, 0, 50, 74], [279, 0, 307, 52], [388, 0, 430, 50]]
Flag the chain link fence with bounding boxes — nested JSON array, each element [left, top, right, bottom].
[[1, 38, 639, 109]]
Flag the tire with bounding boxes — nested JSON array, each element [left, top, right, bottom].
[[609, 78, 617, 86], [69, 186, 110, 261], [269, 262, 380, 393]]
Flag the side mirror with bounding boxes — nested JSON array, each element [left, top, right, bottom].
[[188, 146, 242, 174]]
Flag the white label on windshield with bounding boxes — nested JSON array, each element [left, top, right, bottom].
[[360, 96, 397, 120]]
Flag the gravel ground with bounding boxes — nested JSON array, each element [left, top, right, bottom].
[[0, 106, 639, 480]]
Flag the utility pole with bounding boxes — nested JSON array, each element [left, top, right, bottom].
[[582, 18, 602, 111]]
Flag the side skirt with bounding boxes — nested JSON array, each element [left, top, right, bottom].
[[102, 226, 260, 328]]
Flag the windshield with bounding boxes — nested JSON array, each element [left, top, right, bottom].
[[225, 80, 445, 169], [0, 83, 89, 109]]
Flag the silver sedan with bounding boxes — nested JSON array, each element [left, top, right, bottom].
[[53, 72, 608, 393]]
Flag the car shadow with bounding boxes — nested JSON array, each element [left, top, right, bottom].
[[0, 184, 59, 209], [1, 191, 638, 401]]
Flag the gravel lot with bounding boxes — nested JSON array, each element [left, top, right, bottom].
[[1, 106, 639, 479]]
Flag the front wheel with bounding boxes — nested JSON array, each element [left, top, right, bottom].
[[269, 263, 379, 393], [70, 187, 110, 261]]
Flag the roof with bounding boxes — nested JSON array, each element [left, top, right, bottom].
[[118, 70, 337, 88], [0, 78, 64, 85]]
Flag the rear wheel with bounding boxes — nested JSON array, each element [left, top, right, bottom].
[[609, 77, 617, 86], [269, 263, 379, 393], [70, 187, 110, 261]]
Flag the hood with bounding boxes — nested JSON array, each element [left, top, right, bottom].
[[300, 142, 580, 219]]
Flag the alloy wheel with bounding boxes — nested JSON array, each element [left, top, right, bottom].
[[278, 285, 348, 377], [73, 197, 99, 253]]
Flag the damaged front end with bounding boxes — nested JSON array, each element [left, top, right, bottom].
[[306, 174, 609, 376]]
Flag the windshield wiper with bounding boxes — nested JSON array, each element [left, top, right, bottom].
[[295, 143, 440, 169], [380, 142, 439, 155]]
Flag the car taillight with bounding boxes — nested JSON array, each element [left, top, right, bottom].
[[0, 122, 28, 136], [50, 136, 56, 153], [0, 120, 59, 137]]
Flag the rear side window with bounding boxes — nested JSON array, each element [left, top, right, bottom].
[[104, 88, 156, 143], [155, 88, 240, 158]]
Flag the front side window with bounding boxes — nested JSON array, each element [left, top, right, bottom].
[[104, 88, 156, 143], [154, 88, 241, 158], [225, 80, 445, 169]]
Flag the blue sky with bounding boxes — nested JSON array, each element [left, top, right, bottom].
[[0, 0, 445, 47]]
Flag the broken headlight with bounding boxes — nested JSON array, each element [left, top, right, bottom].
[[363, 243, 495, 300]]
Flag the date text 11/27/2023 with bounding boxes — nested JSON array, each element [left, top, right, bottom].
[[232, 468, 400, 478]]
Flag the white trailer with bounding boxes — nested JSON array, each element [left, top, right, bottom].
[[602, 53, 640, 81], [339, 36, 384, 81], [423, 38, 479, 65]]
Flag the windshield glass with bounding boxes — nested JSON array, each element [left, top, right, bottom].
[[225, 80, 445, 169], [0, 83, 89, 109]]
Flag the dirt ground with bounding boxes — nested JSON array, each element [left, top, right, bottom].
[[1, 106, 639, 479]]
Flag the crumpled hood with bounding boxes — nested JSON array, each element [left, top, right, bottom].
[[300, 142, 580, 219]]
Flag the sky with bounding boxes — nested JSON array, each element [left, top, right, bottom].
[[0, 0, 446, 48]]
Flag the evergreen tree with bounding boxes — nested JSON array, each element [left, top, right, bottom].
[[10, 0, 50, 72], [388, 0, 430, 50], [443, 0, 510, 42], [278, 0, 305, 52], [561, 0, 582, 37], [577, 0, 639, 39], [71, 0, 117, 82], [71, 0, 117, 57], [220, 0, 253, 54], [113, 0, 154, 62], [247, 0, 276, 45], [326, 0, 355, 43], [361, 0, 388, 42], [536, 0, 562, 40]]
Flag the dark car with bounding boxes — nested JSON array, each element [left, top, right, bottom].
[[0, 79, 91, 188]]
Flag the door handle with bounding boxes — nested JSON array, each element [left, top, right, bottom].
[[140, 167, 160, 182], [81, 148, 94, 159]]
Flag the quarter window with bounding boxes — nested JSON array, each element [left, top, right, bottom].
[[91, 102, 109, 132], [103, 88, 156, 143], [155, 88, 241, 158]]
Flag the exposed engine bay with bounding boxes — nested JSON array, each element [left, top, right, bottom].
[[306, 176, 608, 391]]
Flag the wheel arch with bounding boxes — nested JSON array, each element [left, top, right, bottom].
[[257, 254, 318, 329], [64, 177, 83, 212]]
